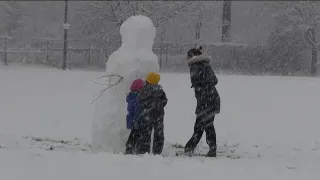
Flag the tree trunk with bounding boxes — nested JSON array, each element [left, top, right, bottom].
[[159, 30, 164, 70], [310, 28, 317, 76], [221, 0, 232, 43], [195, 12, 203, 47], [4, 36, 8, 66], [304, 27, 318, 76], [62, 0, 68, 70], [311, 48, 317, 76]]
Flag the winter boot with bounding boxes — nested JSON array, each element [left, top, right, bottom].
[[125, 144, 133, 155], [184, 147, 195, 156], [206, 146, 217, 157]]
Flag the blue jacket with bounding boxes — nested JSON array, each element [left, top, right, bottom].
[[126, 91, 140, 129]]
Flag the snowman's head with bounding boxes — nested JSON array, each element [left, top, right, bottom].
[[120, 15, 156, 50]]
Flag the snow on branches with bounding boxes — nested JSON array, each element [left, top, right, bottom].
[[263, 1, 320, 37], [262, 1, 320, 75]]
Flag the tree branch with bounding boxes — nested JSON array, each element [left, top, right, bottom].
[[91, 74, 123, 104], [155, 2, 196, 27]]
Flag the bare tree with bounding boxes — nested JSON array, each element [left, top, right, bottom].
[[178, 2, 220, 47], [263, 1, 320, 76], [74, 1, 195, 48], [221, 0, 232, 43], [0, 1, 23, 37], [183, 2, 205, 47], [1, 1, 64, 42]]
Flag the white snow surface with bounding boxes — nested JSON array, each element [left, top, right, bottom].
[[91, 15, 159, 153], [1, 64, 320, 180]]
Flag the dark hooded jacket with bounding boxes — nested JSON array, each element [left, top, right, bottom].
[[136, 83, 167, 155], [188, 55, 220, 115], [138, 83, 168, 118]]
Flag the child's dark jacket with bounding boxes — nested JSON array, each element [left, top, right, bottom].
[[138, 83, 168, 118]]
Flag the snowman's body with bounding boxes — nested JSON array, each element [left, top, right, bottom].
[[91, 15, 159, 153]]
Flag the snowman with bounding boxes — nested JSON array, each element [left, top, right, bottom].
[[91, 15, 159, 153]]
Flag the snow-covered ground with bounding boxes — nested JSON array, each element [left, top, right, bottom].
[[0, 64, 320, 180]]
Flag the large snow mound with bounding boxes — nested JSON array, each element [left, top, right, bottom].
[[91, 15, 159, 153]]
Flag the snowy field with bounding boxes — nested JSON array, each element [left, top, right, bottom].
[[0, 64, 320, 180]]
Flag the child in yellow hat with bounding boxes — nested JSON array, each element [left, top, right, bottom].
[[136, 72, 168, 155]]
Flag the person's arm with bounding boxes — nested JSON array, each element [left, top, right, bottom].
[[214, 95, 220, 114], [208, 65, 218, 85], [138, 88, 146, 103], [190, 66, 201, 88], [212, 69, 218, 85], [160, 89, 168, 107], [132, 100, 140, 129], [126, 102, 133, 129], [137, 88, 150, 116]]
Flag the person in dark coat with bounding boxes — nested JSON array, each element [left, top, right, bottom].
[[125, 79, 145, 154], [184, 46, 221, 157], [137, 72, 168, 155]]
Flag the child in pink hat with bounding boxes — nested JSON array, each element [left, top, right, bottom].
[[125, 79, 145, 154]]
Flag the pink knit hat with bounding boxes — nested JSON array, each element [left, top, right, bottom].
[[130, 79, 144, 91]]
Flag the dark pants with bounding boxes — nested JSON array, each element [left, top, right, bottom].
[[185, 113, 216, 152], [137, 114, 164, 155], [125, 129, 140, 154]]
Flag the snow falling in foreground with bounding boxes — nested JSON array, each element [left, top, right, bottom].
[[0, 64, 320, 180]]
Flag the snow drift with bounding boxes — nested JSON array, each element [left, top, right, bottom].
[[91, 15, 160, 153]]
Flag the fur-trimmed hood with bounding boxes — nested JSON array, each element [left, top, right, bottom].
[[188, 55, 212, 67]]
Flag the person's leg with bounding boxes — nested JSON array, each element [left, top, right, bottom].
[[153, 115, 164, 155], [184, 115, 205, 153], [204, 115, 217, 157], [125, 130, 135, 154], [137, 118, 152, 154], [131, 129, 139, 154]]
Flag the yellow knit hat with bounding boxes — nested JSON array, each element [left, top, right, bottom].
[[146, 72, 160, 85]]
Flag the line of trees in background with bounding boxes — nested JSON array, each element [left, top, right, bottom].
[[0, 1, 231, 50], [262, 1, 320, 76], [1, 1, 320, 76]]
